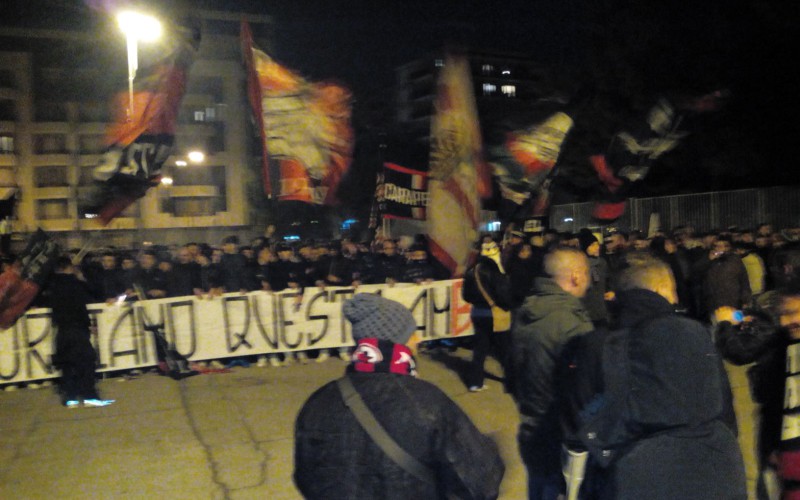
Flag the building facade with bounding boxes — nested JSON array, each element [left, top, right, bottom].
[[0, 8, 272, 251]]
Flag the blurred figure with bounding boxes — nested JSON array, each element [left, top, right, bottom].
[[48, 256, 114, 408]]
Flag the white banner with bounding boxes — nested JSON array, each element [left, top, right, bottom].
[[0, 280, 474, 384]]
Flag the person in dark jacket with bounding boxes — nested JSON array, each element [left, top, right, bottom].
[[48, 256, 114, 408], [294, 293, 505, 499], [510, 246, 593, 499], [462, 238, 513, 392], [576, 255, 745, 500], [166, 245, 202, 297], [697, 236, 752, 319], [578, 230, 610, 327]]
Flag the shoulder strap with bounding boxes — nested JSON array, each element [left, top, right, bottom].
[[336, 376, 435, 484], [473, 264, 496, 307]]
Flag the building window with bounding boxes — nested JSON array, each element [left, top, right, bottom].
[[501, 85, 516, 97], [79, 134, 106, 154], [33, 134, 68, 154], [434, 59, 444, 68], [0, 99, 15, 121], [36, 199, 69, 220], [194, 110, 205, 122], [482, 83, 497, 96], [481, 64, 494, 75], [501, 68, 511, 76], [0, 135, 13, 154], [34, 166, 69, 187]]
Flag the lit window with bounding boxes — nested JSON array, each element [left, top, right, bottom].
[[193, 110, 205, 122], [482, 83, 497, 96], [205, 107, 216, 120], [0, 135, 13, 153], [501, 85, 516, 97], [501, 68, 511, 76], [434, 59, 444, 67], [481, 64, 494, 75]]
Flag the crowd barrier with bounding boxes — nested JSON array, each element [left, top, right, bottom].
[[0, 280, 474, 384]]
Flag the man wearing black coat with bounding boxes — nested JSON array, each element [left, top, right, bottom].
[[48, 257, 114, 408]]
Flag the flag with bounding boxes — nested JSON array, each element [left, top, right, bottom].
[[488, 112, 573, 221], [0, 229, 60, 329], [85, 22, 201, 224], [427, 53, 486, 277], [591, 98, 688, 221], [241, 21, 353, 205], [378, 163, 429, 220]]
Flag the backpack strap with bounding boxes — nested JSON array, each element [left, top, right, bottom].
[[336, 376, 435, 484]]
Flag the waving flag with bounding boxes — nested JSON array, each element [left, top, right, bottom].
[[84, 22, 200, 224], [242, 22, 353, 205], [591, 92, 726, 221], [488, 112, 573, 220], [427, 53, 488, 277], [0, 229, 59, 329]]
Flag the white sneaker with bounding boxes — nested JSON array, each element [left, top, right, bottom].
[[268, 356, 282, 368], [209, 360, 225, 369], [64, 400, 81, 408], [315, 351, 330, 363], [256, 355, 268, 368], [338, 350, 351, 361], [296, 351, 309, 364], [84, 398, 115, 407], [468, 385, 488, 393]]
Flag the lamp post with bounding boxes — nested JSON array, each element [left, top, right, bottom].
[[117, 11, 162, 119]]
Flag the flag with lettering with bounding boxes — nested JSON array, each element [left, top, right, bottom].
[[378, 163, 429, 220], [427, 53, 488, 277], [84, 22, 201, 224], [241, 21, 353, 205]]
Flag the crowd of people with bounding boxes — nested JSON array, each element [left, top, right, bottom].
[[8, 219, 800, 498]]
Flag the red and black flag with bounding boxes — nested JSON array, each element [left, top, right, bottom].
[[0, 229, 60, 329], [377, 163, 429, 221], [591, 91, 727, 221], [83, 22, 200, 224]]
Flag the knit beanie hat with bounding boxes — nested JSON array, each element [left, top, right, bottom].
[[343, 294, 416, 344], [578, 230, 599, 253]]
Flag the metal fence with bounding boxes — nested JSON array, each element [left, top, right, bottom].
[[549, 186, 800, 235]]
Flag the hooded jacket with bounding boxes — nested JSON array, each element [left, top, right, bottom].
[[578, 289, 746, 499]]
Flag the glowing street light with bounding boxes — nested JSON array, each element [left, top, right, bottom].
[[117, 11, 162, 119], [175, 160, 188, 167], [187, 151, 205, 163]]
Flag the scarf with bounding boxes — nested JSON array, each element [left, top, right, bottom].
[[347, 338, 417, 377]]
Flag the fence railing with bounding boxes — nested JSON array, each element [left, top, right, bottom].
[[549, 186, 800, 234]]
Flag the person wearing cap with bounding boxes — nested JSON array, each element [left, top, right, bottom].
[[294, 293, 505, 499]]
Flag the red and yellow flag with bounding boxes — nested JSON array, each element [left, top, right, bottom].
[[242, 22, 353, 205]]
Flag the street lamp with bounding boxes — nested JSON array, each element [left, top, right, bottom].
[[117, 11, 162, 119], [187, 151, 205, 163]]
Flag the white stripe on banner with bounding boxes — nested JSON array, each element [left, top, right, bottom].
[[0, 280, 474, 384]]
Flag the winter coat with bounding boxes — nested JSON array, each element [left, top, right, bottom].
[[294, 372, 505, 499], [578, 289, 746, 500], [462, 257, 513, 311], [700, 252, 752, 313], [510, 277, 593, 474]]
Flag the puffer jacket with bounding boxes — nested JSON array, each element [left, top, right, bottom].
[[294, 372, 505, 499]]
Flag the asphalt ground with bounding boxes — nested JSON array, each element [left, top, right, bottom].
[[0, 348, 526, 499]]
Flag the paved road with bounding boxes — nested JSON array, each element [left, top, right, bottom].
[[0, 349, 526, 499]]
